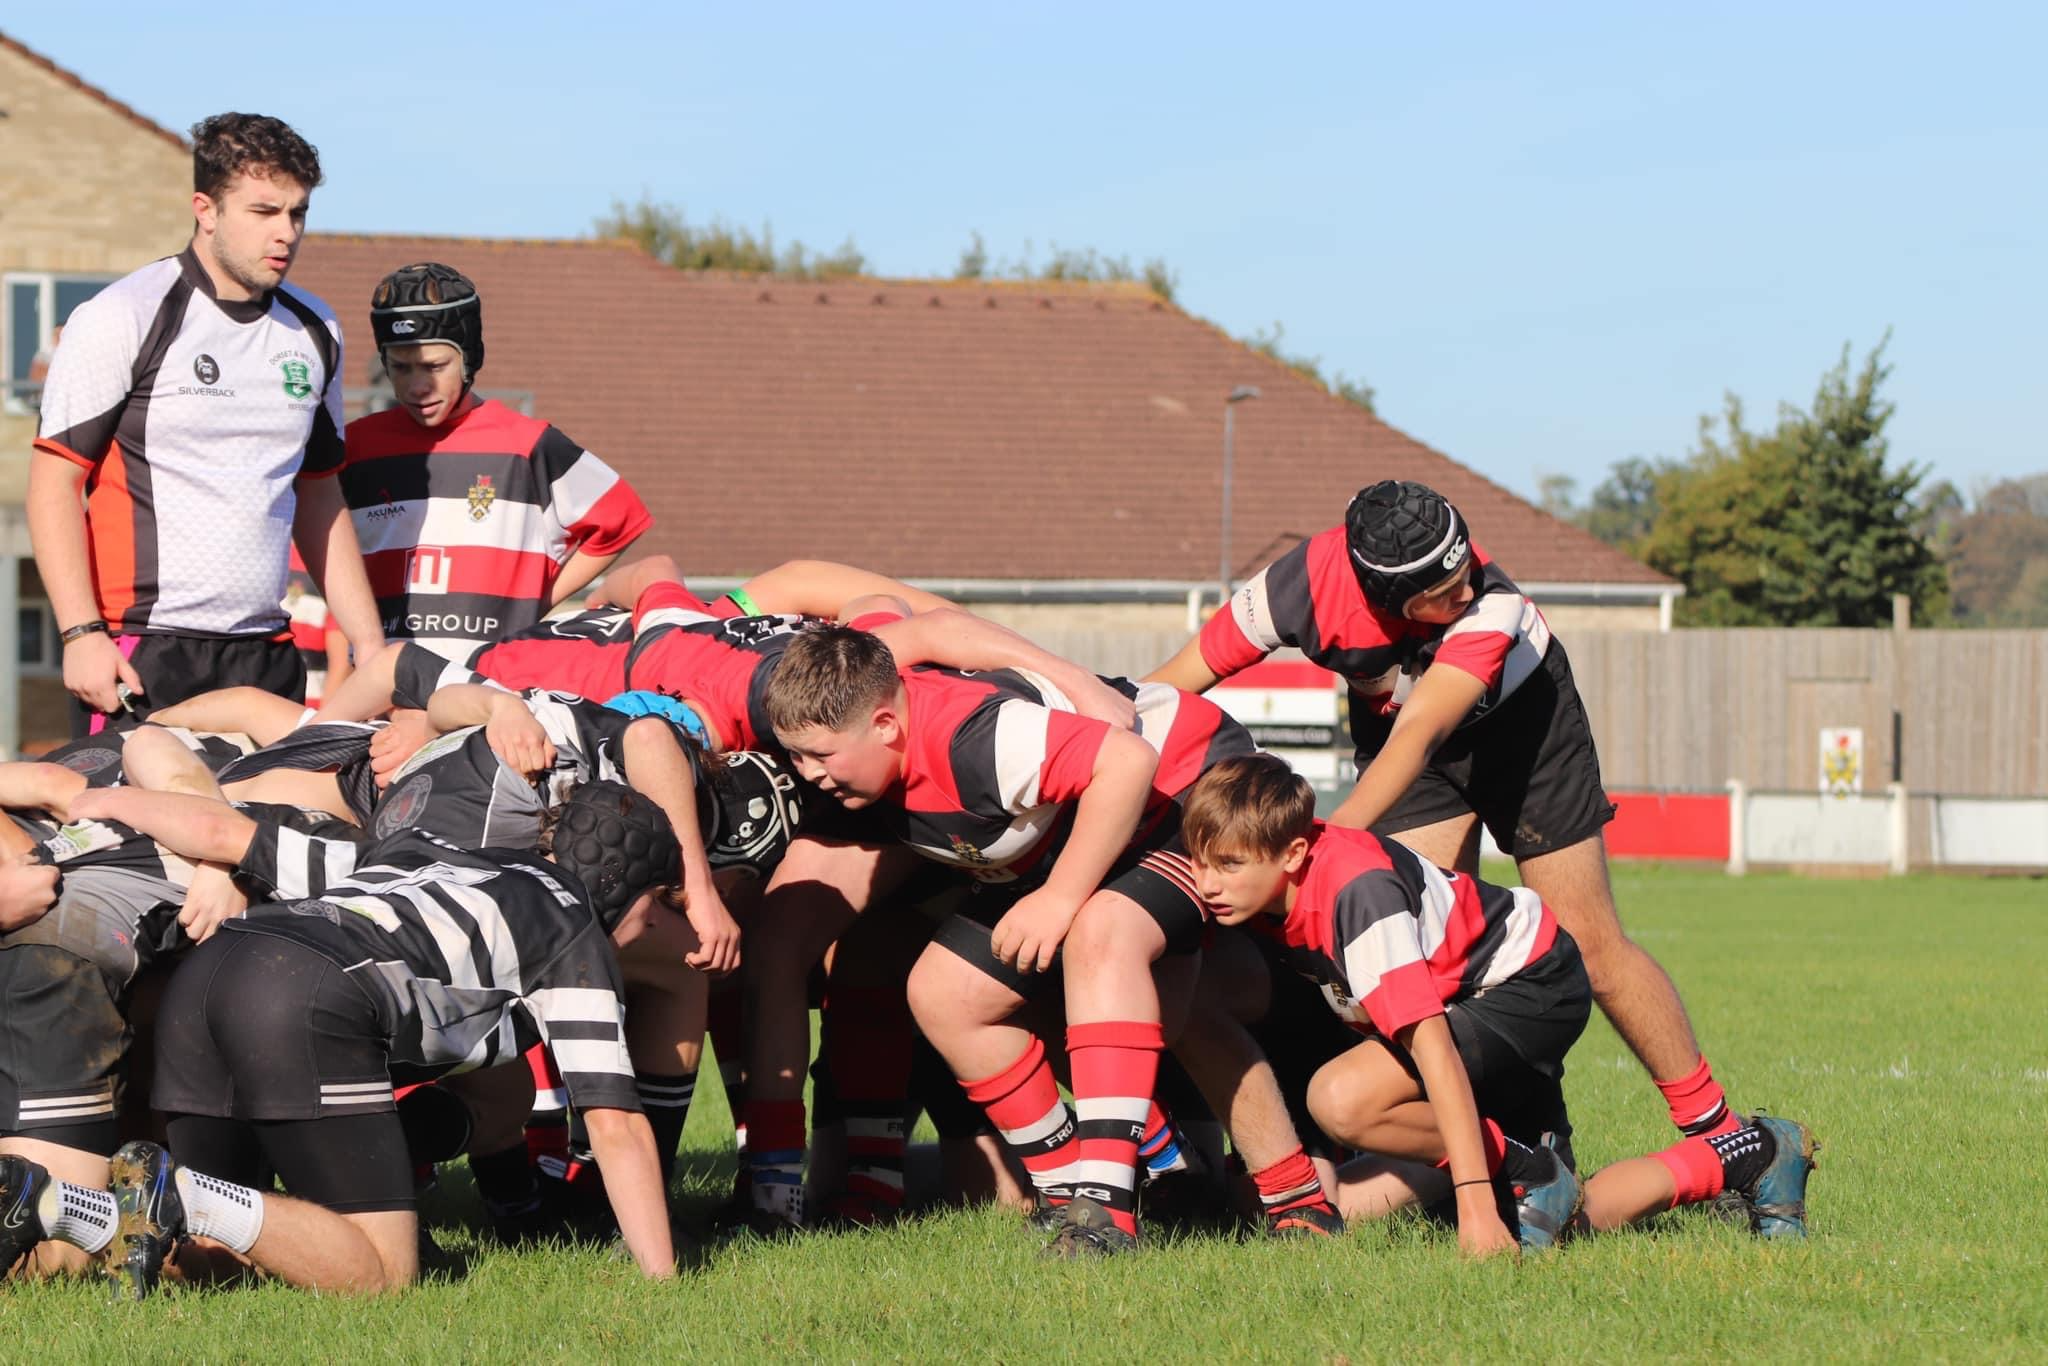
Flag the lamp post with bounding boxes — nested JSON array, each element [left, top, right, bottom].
[[1220, 384, 1261, 605]]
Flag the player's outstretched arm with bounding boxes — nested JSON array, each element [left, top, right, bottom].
[[874, 608, 1138, 732], [1327, 665, 1488, 831], [1142, 633, 1224, 694], [427, 685, 557, 777], [147, 687, 308, 745], [989, 725, 1158, 974], [621, 718, 737, 974], [1399, 1014, 1517, 1259], [581, 1106, 678, 1277], [312, 640, 407, 723], [0, 761, 88, 820], [735, 559, 954, 618], [67, 787, 259, 866], [585, 553, 685, 611]]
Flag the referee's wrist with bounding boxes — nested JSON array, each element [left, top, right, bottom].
[[60, 620, 110, 646]]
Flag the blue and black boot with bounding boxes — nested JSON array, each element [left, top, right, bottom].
[[105, 1140, 184, 1301], [1745, 1112, 1819, 1239], [1507, 1135, 1582, 1252], [0, 1153, 52, 1275]]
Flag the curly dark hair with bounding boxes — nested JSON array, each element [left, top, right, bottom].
[[190, 112, 324, 199]]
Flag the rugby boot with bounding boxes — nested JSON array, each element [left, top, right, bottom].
[[1507, 1135, 1582, 1252], [1025, 1192, 1070, 1234], [0, 1153, 52, 1274], [1261, 1200, 1346, 1240], [105, 1140, 184, 1301], [1745, 1112, 1818, 1239], [1042, 1195, 1137, 1259]]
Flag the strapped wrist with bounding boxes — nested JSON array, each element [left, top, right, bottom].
[[60, 620, 110, 645]]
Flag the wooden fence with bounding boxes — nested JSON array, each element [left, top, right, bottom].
[[1037, 625, 2048, 798]]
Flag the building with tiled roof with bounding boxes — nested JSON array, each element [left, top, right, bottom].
[[287, 234, 1678, 642]]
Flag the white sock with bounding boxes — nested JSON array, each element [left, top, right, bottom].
[[36, 1181, 117, 1253], [174, 1168, 265, 1254]]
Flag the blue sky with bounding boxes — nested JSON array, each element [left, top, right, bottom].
[[14, 3, 2043, 503]]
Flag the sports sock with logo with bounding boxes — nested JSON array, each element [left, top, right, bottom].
[[35, 1181, 117, 1253], [1651, 1123, 1777, 1206], [1656, 1055, 1739, 1138], [636, 1069, 697, 1186], [963, 1035, 1081, 1206], [1136, 1101, 1191, 1179], [171, 1168, 265, 1254], [1067, 1020, 1164, 1237]]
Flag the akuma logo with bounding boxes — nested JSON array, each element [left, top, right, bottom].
[[193, 354, 219, 385]]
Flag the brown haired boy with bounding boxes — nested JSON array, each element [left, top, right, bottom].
[[1183, 754, 1817, 1252]]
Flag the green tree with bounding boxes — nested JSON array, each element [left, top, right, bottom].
[[1579, 456, 1669, 552], [596, 198, 865, 279], [1942, 478, 2048, 625], [1640, 339, 1948, 626]]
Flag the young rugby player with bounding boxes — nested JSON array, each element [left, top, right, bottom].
[[1183, 754, 1818, 1253], [4, 781, 683, 1295], [762, 626, 1341, 1253], [345, 263, 652, 660], [1149, 480, 1775, 1179]]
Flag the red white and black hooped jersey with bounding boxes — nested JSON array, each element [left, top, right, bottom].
[[1199, 526, 1552, 728], [461, 580, 819, 754], [230, 825, 639, 1110], [621, 582, 822, 752], [887, 667, 1254, 883], [285, 549, 337, 705], [379, 642, 648, 848], [33, 248, 345, 637], [1258, 821, 1560, 1038], [342, 400, 653, 658]]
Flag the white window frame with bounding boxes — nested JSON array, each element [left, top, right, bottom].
[[16, 600, 61, 677], [3, 271, 121, 416]]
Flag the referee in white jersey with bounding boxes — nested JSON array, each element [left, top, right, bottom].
[[28, 113, 383, 738]]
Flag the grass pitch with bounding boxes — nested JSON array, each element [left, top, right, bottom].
[[8, 865, 2045, 1361]]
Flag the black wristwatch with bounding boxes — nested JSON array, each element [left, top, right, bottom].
[[59, 620, 110, 645]]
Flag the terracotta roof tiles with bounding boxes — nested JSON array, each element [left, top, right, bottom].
[[289, 233, 1671, 588]]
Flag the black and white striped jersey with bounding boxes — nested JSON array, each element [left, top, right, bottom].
[[227, 824, 638, 1112]]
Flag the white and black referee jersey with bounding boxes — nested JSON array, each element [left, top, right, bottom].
[[228, 824, 639, 1113]]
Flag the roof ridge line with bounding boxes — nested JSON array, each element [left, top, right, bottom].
[[0, 28, 187, 152]]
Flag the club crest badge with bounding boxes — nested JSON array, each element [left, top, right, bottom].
[[467, 474, 496, 521]]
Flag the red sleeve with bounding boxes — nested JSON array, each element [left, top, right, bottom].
[[1032, 710, 1111, 807], [1427, 591, 1528, 690], [1197, 596, 1269, 678], [568, 480, 653, 558], [848, 608, 905, 632], [632, 579, 717, 633], [1196, 537, 1318, 680], [1329, 871, 1444, 1037], [532, 427, 653, 559]]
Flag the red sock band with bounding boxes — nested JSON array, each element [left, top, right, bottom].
[[742, 1099, 807, 1157], [1652, 1135, 1728, 1207], [1252, 1146, 1327, 1213], [1656, 1055, 1737, 1137]]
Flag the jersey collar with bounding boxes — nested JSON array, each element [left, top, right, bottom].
[[180, 245, 273, 324]]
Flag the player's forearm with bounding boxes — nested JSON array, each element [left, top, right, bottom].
[[739, 559, 953, 618], [549, 547, 621, 607], [1402, 1015, 1490, 1185], [425, 683, 516, 734], [27, 453, 101, 630], [1142, 634, 1224, 693], [293, 479, 385, 655], [313, 641, 404, 722], [621, 719, 717, 897], [582, 1107, 677, 1277], [149, 687, 307, 744], [74, 788, 257, 865], [0, 762, 87, 817], [1038, 732, 1157, 907]]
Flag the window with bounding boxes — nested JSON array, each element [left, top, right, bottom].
[[3, 273, 116, 414], [17, 602, 59, 676]]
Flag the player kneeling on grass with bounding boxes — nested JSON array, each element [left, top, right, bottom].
[[1183, 755, 1817, 1256], [0, 780, 682, 1295]]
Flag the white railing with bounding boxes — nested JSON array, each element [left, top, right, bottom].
[[1725, 782, 2048, 874]]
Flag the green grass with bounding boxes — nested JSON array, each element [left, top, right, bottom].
[[10, 865, 2048, 1361]]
